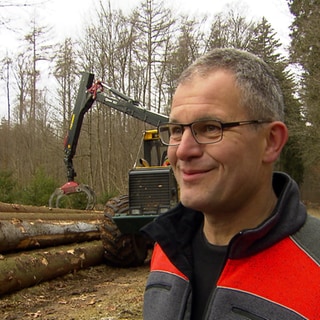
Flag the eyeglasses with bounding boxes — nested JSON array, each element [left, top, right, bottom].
[[158, 119, 272, 146]]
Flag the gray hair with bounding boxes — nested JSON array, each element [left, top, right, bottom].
[[177, 48, 284, 121]]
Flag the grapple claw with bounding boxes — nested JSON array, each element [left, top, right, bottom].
[[49, 181, 96, 210]]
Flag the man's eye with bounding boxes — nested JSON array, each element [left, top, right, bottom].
[[196, 122, 219, 133], [170, 126, 183, 135], [204, 124, 220, 132]]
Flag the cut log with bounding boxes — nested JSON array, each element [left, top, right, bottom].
[[0, 201, 104, 221], [0, 211, 104, 221], [0, 219, 102, 253], [0, 240, 105, 295], [0, 201, 95, 214]]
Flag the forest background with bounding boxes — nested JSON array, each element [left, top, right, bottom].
[[0, 0, 319, 208]]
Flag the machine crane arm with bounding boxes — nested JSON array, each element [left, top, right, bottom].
[[49, 72, 169, 210]]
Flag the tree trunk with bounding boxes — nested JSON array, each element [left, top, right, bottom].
[[0, 219, 103, 253], [0, 241, 104, 295]]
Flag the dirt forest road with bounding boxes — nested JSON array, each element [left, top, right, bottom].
[[0, 263, 149, 320]]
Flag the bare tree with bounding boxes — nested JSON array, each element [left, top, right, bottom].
[[0, 56, 12, 124], [24, 17, 53, 122], [53, 37, 79, 131], [12, 52, 29, 125], [166, 15, 208, 105], [132, 0, 175, 109], [206, 10, 255, 50]]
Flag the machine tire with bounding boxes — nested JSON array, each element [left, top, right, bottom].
[[100, 195, 149, 267]]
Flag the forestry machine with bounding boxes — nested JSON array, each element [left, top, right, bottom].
[[49, 72, 179, 267]]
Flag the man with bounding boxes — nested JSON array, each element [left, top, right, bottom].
[[141, 48, 320, 319]]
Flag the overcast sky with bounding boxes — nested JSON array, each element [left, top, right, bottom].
[[54, 0, 292, 47], [1, 0, 293, 53], [0, 0, 293, 119]]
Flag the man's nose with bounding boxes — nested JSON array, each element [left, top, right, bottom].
[[175, 127, 202, 159]]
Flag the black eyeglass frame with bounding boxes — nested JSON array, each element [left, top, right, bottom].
[[158, 119, 272, 146]]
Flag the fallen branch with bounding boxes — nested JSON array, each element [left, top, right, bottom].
[[0, 240, 105, 295]]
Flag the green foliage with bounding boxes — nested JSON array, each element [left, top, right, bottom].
[[21, 168, 58, 206], [276, 137, 304, 186], [248, 17, 305, 183], [0, 170, 17, 203], [98, 190, 119, 206], [289, 0, 320, 167], [57, 192, 90, 210]]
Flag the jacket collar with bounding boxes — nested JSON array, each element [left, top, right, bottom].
[[229, 172, 307, 258]]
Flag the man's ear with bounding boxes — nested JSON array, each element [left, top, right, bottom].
[[263, 121, 288, 164]]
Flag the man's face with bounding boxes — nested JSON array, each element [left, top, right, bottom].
[[168, 70, 269, 215]]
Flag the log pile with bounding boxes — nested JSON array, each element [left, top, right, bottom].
[[0, 202, 105, 295]]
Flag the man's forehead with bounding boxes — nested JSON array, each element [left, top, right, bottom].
[[170, 72, 242, 118]]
